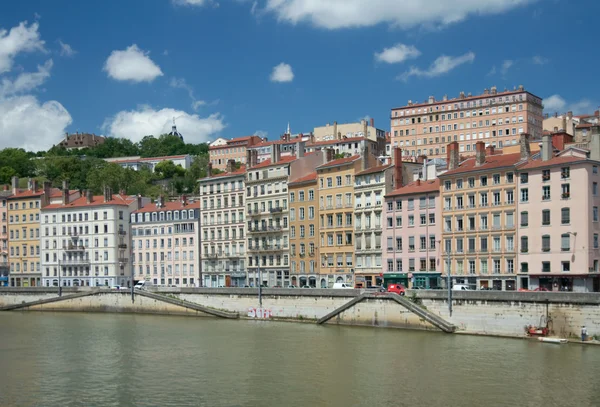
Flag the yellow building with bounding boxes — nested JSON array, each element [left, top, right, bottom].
[[7, 178, 76, 287], [289, 172, 320, 287], [317, 154, 376, 287]]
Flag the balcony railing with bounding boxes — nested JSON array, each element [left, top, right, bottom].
[[118, 243, 128, 249], [118, 230, 127, 236], [270, 207, 283, 213], [63, 244, 86, 252], [60, 259, 91, 266]]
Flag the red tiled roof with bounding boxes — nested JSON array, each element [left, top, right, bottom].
[[316, 155, 360, 170], [355, 164, 392, 176], [289, 172, 317, 185], [49, 189, 79, 198], [8, 187, 63, 200], [441, 153, 523, 176], [386, 179, 440, 198], [576, 123, 595, 129], [199, 166, 246, 181], [251, 155, 296, 169], [133, 200, 200, 214], [517, 155, 586, 170], [42, 194, 135, 209], [109, 155, 188, 164]]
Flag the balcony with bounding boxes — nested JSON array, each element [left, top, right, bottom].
[[117, 258, 128, 264], [270, 207, 283, 213], [118, 230, 127, 236], [63, 244, 86, 252], [60, 258, 91, 266], [118, 243, 128, 249]]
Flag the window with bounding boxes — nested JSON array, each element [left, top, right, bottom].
[[542, 262, 550, 272], [561, 167, 570, 179], [594, 207, 599, 222], [542, 186, 550, 200], [444, 181, 451, 191], [561, 234, 570, 251], [594, 183, 598, 196], [562, 261, 570, 272], [542, 235, 550, 252], [480, 176, 487, 187], [521, 211, 529, 226], [561, 207, 570, 224], [520, 173, 528, 184], [561, 183, 570, 199], [520, 188, 528, 203], [595, 234, 599, 249], [542, 210, 550, 226], [542, 169, 550, 181], [493, 174, 500, 185], [520, 236, 528, 253]]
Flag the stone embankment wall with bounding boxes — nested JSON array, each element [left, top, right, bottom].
[[1, 287, 599, 338]]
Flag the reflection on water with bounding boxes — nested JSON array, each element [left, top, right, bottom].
[[0, 312, 599, 407]]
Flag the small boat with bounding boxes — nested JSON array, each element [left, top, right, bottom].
[[538, 337, 568, 344]]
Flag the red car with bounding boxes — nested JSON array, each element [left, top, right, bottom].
[[387, 284, 406, 296]]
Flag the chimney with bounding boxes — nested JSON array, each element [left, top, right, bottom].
[[485, 145, 495, 156], [86, 189, 93, 204], [363, 120, 368, 139], [137, 194, 142, 209], [103, 185, 112, 203], [271, 144, 281, 164], [32, 179, 38, 192], [361, 145, 369, 171], [11, 176, 18, 195], [567, 111, 573, 119], [393, 147, 403, 189], [416, 155, 427, 164], [27, 178, 33, 191], [416, 179, 421, 186], [62, 180, 70, 205], [296, 141, 305, 158], [447, 142, 459, 171], [246, 150, 253, 169], [181, 195, 188, 206], [370, 118, 374, 128], [156, 195, 163, 208], [519, 133, 531, 161], [119, 189, 126, 196], [42, 181, 51, 206], [475, 141, 486, 167], [428, 96, 435, 104], [207, 163, 213, 177], [324, 148, 334, 164], [553, 126, 559, 133], [541, 134, 552, 161], [226, 159, 235, 173], [333, 121, 339, 140]]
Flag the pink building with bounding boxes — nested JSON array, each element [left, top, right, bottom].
[[516, 135, 600, 292], [131, 197, 200, 287], [0, 186, 11, 286], [383, 178, 441, 289]]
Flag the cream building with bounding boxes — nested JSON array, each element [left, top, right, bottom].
[[199, 160, 247, 287], [131, 196, 199, 287], [209, 135, 263, 170], [391, 85, 544, 159], [41, 186, 140, 288]]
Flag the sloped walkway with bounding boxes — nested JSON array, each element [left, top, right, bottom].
[[137, 290, 238, 319], [317, 293, 456, 333], [0, 290, 99, 311]]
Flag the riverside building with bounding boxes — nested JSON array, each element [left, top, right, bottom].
[[41, 186, 140, 288], [198, 160, 247, 287], [131, 196, 200, 287], [390, 86, 544, 159]]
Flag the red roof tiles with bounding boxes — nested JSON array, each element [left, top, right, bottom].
[[316, 155, 360, 170], [251, 156, 296, 169], [200, 166, 246, 180], [289, 172, 317, 185], [441, 153, 523, 176], [386, 179, 440, 198], [517, 155, 585, 170], [133, 200, 200, 214], [355, 164, 392, 176], [43, 194, 135, 209]]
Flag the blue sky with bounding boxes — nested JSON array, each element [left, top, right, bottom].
[[0, 0, 598, 151]]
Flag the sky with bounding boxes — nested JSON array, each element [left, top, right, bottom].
[[0, 0, 598, 152]]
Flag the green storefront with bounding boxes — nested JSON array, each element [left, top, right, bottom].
[[411, 272, 442, 289], [383, 273, 409, 288]]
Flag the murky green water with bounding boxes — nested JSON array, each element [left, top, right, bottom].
[[0, 312, 599, 407]]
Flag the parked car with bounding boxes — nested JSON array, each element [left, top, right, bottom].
[[333, 282, 354, 289], [287, 285, 297, 288], [452, 284, 473, 291], [301, 285, 311, 288], [534, 287, 550, 292], [387, 284, 406, 296], [365, 285, 386, 293]]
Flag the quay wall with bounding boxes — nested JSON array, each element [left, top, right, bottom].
[[1, 288, 599, 338]]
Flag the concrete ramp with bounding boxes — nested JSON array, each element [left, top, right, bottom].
[[0, 290, 99, 311], [137, 291, 239, 319], [317, 293, 456, 333]]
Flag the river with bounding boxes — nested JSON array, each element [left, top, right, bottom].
[[0, 312, 599, 407]]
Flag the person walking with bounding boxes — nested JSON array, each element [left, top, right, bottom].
[[581, 326, 587, 342]]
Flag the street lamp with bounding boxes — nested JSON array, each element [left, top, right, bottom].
[[58, 258, 62, 297]]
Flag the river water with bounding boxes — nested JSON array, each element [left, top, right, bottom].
[[0, 312, 599, 407]]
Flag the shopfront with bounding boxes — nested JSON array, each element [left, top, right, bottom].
[[411, 273, 441, 289], [383, 273, 409, 288]]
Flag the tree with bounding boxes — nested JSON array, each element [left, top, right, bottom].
[[0, 148, 36, 177], [154, 160, 185, 179]]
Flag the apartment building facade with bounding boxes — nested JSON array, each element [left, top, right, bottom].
[[383, 179, 441, 289], [289, 172, 320, 287], [440, 141, 522, 290], [317, 155, 362, 287], [41, 187, 138, 288], [390, 85, 544, 159], [313, 118, 386, 145], [209, 135, 262, 170], [515, 136, 600, 292], [199, 161, 247, 287], [131, 196, 199, 288], [0, 187, 10, 286], [353, 163, 394, 287]]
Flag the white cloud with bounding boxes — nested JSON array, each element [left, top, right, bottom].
[[58, 40, 76, 57], [253, 130, 268, 138], [532, 55, 548, 65], [399, 51, 475, 81], [169, 77, 207, 111], [103, 44, 163, 83], [0, 95, 72, 151], [102, 106, 226, 144], [0, 21, 45, 74], [544, 94, 596, 114], [501, 59, 514, 75], [0, 59, 52, 96], [487, 66, 496, 76], [172, 0, 215, 6], [270, 62, 294, 82], [374, 43, 420, 64], [260, 0, 535, 30]]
